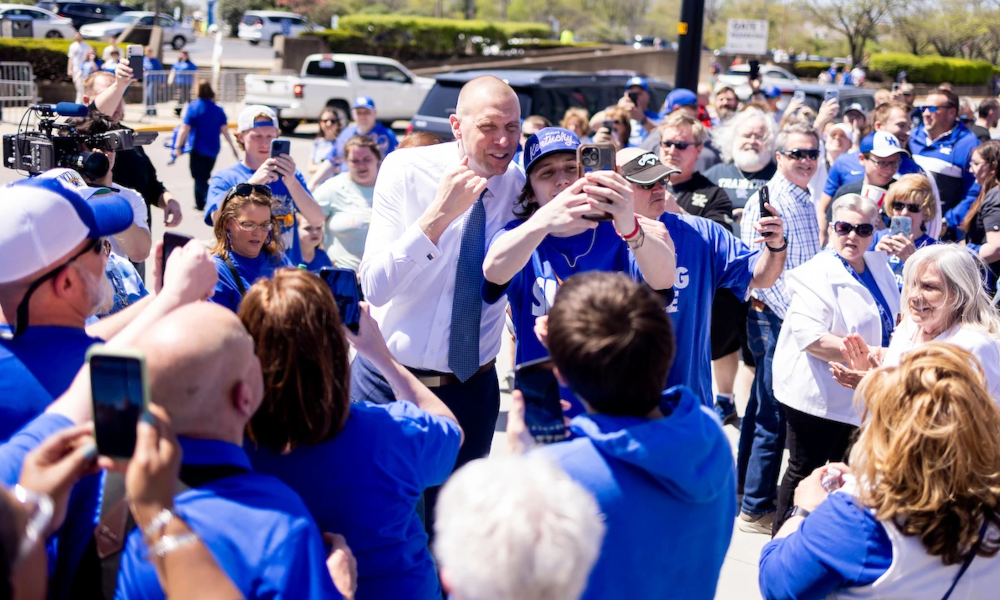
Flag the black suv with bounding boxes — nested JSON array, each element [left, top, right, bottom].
[[410, 69, 673, 141], [35, 1, 124, 30]]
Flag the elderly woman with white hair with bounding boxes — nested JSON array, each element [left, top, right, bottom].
[[770, 193, 901, 535], [705, 108, 778, 223], [832, 244, 1000, 399]]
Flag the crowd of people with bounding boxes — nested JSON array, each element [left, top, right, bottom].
[[2, 57, 1000, 600]]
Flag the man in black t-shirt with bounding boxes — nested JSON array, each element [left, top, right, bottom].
[[705, 108, 778, 222]]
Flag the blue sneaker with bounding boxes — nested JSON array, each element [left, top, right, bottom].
[[714, 395, 741, 430]]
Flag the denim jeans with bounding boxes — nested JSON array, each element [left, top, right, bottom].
[[736, 305, 786, 516]]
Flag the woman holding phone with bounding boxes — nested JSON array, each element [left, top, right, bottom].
[[482, 127, 677, 369], [239, 268, 463, 600], [208, 184, 292, 312], [870, 174, 938, 291]]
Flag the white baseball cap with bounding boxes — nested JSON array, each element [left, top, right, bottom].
[[0, 172, 133, 284], [861, 131, 910, 159], [237, 105, 278, 133]]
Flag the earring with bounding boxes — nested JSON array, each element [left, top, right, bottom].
[[226, 230, 232, 248]]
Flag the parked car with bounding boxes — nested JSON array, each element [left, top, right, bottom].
[[34, 1, 123, 31], [715, 64, 801, 100], [410, 69, 672, 141], [244, 53, 435, 134], [79, 11, 193, 49], [788, 83, 876, 118], [0, 4, 74, 38], [238, 10, 311, 46]]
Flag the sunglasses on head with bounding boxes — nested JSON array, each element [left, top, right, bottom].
[[832, 221, 875, 237], [222, 183, 272, 208], [891, 201, 922, 213], [778, 148, 820, 161], [660, 140, 695, 150]]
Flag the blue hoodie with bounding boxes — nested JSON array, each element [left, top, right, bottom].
[[535, 386, 736, 600], [908, 120, 980, 227]]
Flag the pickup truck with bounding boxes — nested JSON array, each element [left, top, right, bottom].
[[244, 53, 436, 134]]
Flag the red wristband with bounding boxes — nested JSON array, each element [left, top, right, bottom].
[[620, 216, 641, 240]]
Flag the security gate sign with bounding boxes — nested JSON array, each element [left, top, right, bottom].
[[726, 19, 769, 55]]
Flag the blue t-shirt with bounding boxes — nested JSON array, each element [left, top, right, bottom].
[[143, 55, 164, 82], [759, 492, 892, 600], [823, 151, 924, 197], [170, 59, 197, 85], [210, 250, 294, 313], [0, 343, 54, 442], [204, 162, 310, 264], [869, 229, 937, 291], [484, 221, 638, 367], [0, 325, 102, 400], [116, 437, 341, 600], [326, 123, 398, 170], [248, 401, 462, 600], [0, 413, 72, 483], [628, 110, 662, 148], [301, 248, 333, 273], [183, 98, 228, 158], [657, 212, 759, 406]]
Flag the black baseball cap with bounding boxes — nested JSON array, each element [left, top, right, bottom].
[[620, 152, 681, 185]]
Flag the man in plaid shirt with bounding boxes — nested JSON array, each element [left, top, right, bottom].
[[737, 122, 823, 535]]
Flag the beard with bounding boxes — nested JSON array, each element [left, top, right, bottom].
[[716, 106, 736, 122], [73, 262, 110, 318], [733, 147, 771, 172]]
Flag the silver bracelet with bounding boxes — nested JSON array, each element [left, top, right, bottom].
[[150, 533, 200, 558], [142, 507, 175, 540]]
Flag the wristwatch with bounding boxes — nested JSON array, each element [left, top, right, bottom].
[[789, 505, 811, 519], [766, 236, 788, 252]]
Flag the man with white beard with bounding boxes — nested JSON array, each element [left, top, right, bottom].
[[705, 109, 778, 226]]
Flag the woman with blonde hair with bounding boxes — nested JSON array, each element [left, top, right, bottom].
[[208, 183, 292, 312], [560, 107, 591, 142], [760, 343, 1000, 599], [871, 173, 938, 290]]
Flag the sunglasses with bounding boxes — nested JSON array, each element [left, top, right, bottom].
[[638, 179, 666, 190], [832, 221, 875, 237], [921, 105, 954, 113], [778, 149, 820, 161], [225, 183, 272, 202], [321, 118, 339, 124], [891, 201, 922, 213], [660, 140, 696, 150]]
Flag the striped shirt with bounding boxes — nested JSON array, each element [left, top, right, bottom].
[[740, 172, 821, 319]]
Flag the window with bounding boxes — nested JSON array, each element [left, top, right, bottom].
[[157, 16, 173, 27], [137, 16, 154, 25], [26, 10, 50, 20], [381, 65, 410, 84], [769, 71, 789, 80], [305, 60, 346, 78], [357, 63, 380, 81], [241, 15, 262, 25], [267, 16, 283, 24]]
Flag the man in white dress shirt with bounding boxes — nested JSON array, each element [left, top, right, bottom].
[[353, 75, 525, 530]]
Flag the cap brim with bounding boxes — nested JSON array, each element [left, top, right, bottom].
[[869, 147, 910, 158], [85, 189, 135, 237], [625, 165, 681, 185]]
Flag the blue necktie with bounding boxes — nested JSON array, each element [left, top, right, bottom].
[[448, 191, 487, 382]]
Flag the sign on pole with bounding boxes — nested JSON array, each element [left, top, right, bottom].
[[726, 19, 769, 55]]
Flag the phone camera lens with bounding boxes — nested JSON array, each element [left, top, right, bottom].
[[582, 148, 597, 167]]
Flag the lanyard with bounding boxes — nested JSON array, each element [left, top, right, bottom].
[[830, 250, 895, 345]]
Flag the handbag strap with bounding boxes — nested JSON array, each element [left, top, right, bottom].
[[223, 254, 246, 297], [940, 518, 990, 600]]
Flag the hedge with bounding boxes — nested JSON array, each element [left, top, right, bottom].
[[869, 53, 996, 85], [0, 38, 111, 82], [309, 15, 553, 61], [792, 61, 832, 79]]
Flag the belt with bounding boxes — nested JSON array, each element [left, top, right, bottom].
[[750, 298, 770, 312], [406, 359, 497, 388]]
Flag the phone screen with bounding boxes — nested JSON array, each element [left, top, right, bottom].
[[320, 267, 361, 333], [514, 358, 567, 444], [793, 90, 805, 102], [890, 216, 912, 238], [627, 92, 640, 105], [749, 59, 760, 80], [270, 139, 290, 158], [758, 185, 772, 238], [161, 231, 193, 275], [90, 353, 146, 459]]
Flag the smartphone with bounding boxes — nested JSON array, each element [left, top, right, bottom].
[[892, 82, 900, 92], [127, 45, 143, 80], [889, 216, 912, 238], [270, 138, 291, 158], [601, 119, 616, 132], [161, 231, 193, 276], [758, 185, 772, 238], [514, 357, 567, 444], [319, 267, 361, 333], [577, 143, 617, 222], [825, 89, 839, 103], [749, 59, 760, 81], [793, 90, 805, 103], [87, 346, 149, 460], [627, 91, 640, 105]]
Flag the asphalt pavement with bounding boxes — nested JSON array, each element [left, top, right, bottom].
[[161, 35, 277, 70], [0, 102, 771, 600]]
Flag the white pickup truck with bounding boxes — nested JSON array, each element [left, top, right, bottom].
[[244, 53, 436, 134]]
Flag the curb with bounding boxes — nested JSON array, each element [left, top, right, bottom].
[[133, 121, 238, 132]]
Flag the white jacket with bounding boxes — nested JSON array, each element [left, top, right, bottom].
[[774, 251, 901, 425]]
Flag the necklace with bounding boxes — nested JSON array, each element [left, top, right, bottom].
[[556, 228, 598, 269]]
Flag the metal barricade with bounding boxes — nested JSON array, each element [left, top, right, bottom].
[[0, 62, 38, 118], [142, 68, 260, 114]]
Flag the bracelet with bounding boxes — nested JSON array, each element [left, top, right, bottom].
[[766, 236, 788, 252], [142, 507, 175, 540], [789, 505, 811, 519], [626, 227, 645, 250], [150, 533, 200, 558], [620, 216, 641, 240]]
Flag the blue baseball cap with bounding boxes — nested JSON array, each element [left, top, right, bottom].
[[353, 96, 376, 110], [664, 88, 698, 114], [625, 76, 650, 94], [523, 127, 581, 174], [762, 85, 781, 99]]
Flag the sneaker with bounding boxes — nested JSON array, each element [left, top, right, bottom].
[[714, 395, 742, 430], [737, 511, 774, 535], [504, 370, 515, 393]]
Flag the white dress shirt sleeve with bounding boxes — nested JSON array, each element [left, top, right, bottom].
[[358, 154, 441, 307]]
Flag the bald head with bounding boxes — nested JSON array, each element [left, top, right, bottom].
[[450, 76, 521, 178], [456, 76, 518, 119], [135, 303, 261, 442]]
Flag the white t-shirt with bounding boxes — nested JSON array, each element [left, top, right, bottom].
[[68, 41, 93, 74], [102, 44, 121, 62], [106, 185, 150, 260], [313, 172, 374, 272], [884, 317, 1000, 401]]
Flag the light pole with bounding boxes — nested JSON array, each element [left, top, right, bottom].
[[675, 0, 705, 92]]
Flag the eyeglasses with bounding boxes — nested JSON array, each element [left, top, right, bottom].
[[12, 485, 53, 567], [638, 179, 667, 190], [321, 118, 339, 125], [891, 201, 922, 213], [234, 220, 274, 233], [921, 104, 954, 113], [778, 148, 820, 161], [867, 156, 900, 170], [832, 221, 875, 237], [660, 140, 696, 150]]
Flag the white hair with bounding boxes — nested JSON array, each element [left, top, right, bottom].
[[434, 455, 606, 600], [830, 193, 878, 223], [711, 108, 776, 166], [901, 245, 1000, 336]]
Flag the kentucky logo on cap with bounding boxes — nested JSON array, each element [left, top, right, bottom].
[[638, 153, 659, 167]]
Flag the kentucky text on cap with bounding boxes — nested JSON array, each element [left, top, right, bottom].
[[860, 131, 910, 158], [523, 127, 581, 174]]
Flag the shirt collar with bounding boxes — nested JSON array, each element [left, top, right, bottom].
[[178, 437, 253, 470]]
